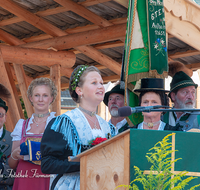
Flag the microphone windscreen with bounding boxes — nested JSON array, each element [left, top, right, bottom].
[[118, 106, 132, 117]]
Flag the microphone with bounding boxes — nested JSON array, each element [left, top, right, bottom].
[[118, 105, 164, 117]]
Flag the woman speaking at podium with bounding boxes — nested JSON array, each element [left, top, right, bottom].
[[40, 65, 115, 190], [133, 78, 182, 131]]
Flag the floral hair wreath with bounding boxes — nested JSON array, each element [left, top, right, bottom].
[[71, 65, 89, 91]]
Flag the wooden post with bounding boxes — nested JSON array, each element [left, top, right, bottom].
[[0, 51, 21, 131], [4, 63, 24, 119], [13, 64, 34, 118], [50, 65, 61, 116]]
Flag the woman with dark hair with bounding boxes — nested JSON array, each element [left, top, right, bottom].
[[40, 65, 115, 190], [133, 78, 181, 131]]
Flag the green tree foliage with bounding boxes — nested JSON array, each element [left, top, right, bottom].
[[20, 98, 28, 119], [116, 134, 200, 190]]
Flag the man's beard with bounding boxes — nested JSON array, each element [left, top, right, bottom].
[[175, 96, 195, 109], [110, 104, 119, 117]]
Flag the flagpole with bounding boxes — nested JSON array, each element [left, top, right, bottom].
[[124, 0, 138, 106]]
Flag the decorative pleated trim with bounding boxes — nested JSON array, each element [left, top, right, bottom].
[[109, 123, 116, 137], [51, 115, 81, 156]]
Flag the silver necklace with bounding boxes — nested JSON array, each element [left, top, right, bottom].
[[33, 112, 50, 118], [143, 120, 161, 128], [85, 115, 98, 129], [33, 118, 47, 127], [79, 106, 96, 117]]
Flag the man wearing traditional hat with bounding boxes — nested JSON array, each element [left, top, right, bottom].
[[103, 84, 128, 134], [0, 98, 13, 190], [163, 71, 198, 131]]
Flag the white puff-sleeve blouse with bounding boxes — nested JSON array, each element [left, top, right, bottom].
[[11, 112, 56, 141]]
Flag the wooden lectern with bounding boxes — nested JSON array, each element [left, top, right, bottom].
[[69, 130, 130, 190], [69, 129, 200, 189]]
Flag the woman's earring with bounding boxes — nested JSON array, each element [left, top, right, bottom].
[[80, 95, 82, 99]]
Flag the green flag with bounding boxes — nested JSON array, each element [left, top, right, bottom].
[[123, 0, 168, 126]]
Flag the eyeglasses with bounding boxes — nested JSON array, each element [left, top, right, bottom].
[[0, 113, 5, 118]]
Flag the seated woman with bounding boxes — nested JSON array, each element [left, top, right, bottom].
[[40, 65, 115, 190], [133, 78, 182, 131]]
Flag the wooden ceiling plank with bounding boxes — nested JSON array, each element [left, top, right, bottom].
[[0, 28, 23, 45], [80, 0, 111, 7], [113, 0, 129, 8], [76, 45, 121, 75], [169, 50, 200, 59], [0, 0, 67, 37], [21, 23, 126, 50], [0, 45, 76, 68], [54, 0, 113, 27], [0, 0, 112, 27]]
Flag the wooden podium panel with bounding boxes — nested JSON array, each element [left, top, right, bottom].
[[69, 128, 200, 189], [70, 130, 130, 190]]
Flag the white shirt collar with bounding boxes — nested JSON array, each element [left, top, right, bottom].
[[109, 118, 127, 134], [0, 127, 3, 138]]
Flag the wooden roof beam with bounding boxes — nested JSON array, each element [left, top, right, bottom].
[[0, 53, 21, 131], [72, 41, 124, 54], [0, 0, 121, 75], [169, 49, 200, 59], [0, 29, 23, 45], [61, 75, 120, 90], [0, 26, 34, 119], [76, 45, 121, 75], [23, 17, 127, 43], [21, 23, 126, 50], [54, 0, 113, 27], [185, 63, 200, 71], [0, 45, 75, 68], [0, 0, 112, 27], [0, 0, 67, 37]]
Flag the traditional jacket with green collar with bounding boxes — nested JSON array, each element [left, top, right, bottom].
[[0, 128, 14, 190], [162, 111, 199, 131]]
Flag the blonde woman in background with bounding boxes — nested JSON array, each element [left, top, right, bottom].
[[8, 77, 57, 190]]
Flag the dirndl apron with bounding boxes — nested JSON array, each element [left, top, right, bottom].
[[12, 119, 50, 190]]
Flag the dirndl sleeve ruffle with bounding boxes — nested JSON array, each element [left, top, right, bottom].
[[41, 117, 80, 175], [50, 114, 82, 156], [108, 122, 116, 137]]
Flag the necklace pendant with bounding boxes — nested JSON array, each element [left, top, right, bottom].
[[148, 123, 153, 128]]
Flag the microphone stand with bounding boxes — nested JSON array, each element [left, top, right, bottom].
[[142, 108, 200, 114]]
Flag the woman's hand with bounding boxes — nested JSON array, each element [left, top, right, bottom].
[[8, 140, 22, 169], [11, 146, 24, 160]]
